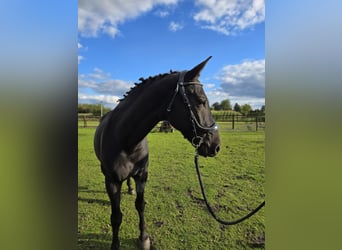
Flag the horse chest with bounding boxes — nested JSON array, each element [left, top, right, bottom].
[[111, 151, 135, 180], [107, 147, 147, 181]]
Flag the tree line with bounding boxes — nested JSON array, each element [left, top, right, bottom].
[[78, 99, 265, 117], [78, 103, 111, 116], [211, 99, 265, 116]]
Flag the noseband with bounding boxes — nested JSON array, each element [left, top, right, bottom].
[[166, 71, 218, 147]]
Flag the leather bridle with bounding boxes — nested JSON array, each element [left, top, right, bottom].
[[166, 71, 218, 147], [166, 71, 265, 225], [166, 71, 264, 225]]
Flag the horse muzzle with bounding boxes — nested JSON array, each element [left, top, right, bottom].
[[195, 136, 220, 157]]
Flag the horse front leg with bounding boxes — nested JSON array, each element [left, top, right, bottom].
[[134, 171, 150, 250], [105, 177, 123, 250]]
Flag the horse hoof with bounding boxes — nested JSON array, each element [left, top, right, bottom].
[[138, 236, 150, 250], [111, 241, 120, 250], [128, 189, 135, 195]]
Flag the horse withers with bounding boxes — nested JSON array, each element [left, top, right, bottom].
[[94, 57, 220, 249]]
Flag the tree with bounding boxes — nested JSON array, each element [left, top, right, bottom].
[[261, 105, 265, 114], [78, 103, 111, 116], [240, 104, 252, 115], [211, 99, 232, 110], [211, 102, 221, 110], [233, 103, 241, 113], [220, 99, 232, 110]]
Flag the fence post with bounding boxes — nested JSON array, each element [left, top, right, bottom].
[[255, 116, 258, 131], [83, 115, 87, 128], [232, 114, 235, 130]]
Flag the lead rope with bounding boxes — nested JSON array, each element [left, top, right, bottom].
[[194, 150, 265, 225], [172, 71, 265, 224]]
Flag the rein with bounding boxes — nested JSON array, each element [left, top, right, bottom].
[[194, 148, 265, 225], [168, 71, 265, 225]]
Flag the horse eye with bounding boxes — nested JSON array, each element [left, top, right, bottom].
[[197, 95, 207, 105], [188, 85, 195, 94], [187, 85, 207, 105], [194, 88, 207, 104]]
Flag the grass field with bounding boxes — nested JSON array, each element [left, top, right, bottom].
[[78, 126, 265, 249], [78, 120, 100, 128]]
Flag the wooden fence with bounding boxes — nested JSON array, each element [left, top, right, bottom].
[[78, 114, 265, 132], [78, 114, 100, 128], [212, 114, 265, 131]]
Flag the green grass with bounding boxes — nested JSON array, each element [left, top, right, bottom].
[[78, 126, 265, 249]]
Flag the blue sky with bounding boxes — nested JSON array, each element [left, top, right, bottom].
[[78, 0, 265, 109]]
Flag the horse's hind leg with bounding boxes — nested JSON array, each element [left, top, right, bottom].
[[134, 170, 150, 250], [105, 177, 123, 250]]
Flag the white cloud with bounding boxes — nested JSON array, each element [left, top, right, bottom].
[[155, 10, 170, 17], [228, 95, 265, 109], [79, 0, 179, 37], [169, 21, 184, 32], [78, 42, 87, 64], [78, 55, 84, 64], [78, 93, 121, 107], [219, 59, 265, 98], [78, 68, 131, 97], [205, 59, 265, 109], [205, 83, 215, 88], [78, 42, 83, 64], [206, 90, 265, 110], [194, 0, 265, 35], [206, 90, 230, 104], [87, 68, 111, 80]]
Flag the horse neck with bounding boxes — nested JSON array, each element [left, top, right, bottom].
[[112, 77, 175, 150]]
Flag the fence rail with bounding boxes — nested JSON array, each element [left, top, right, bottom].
[[212, 114, 265, 131], [78, 115, 101, 128], [78, 114, 265, 131]]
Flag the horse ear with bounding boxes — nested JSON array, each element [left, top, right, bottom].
[[185, 56, 212, 82]]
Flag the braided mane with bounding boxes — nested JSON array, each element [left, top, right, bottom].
[[118, 70, 179, 102]]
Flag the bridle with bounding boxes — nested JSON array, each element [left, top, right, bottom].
[[166, 70, 218, 148], [166, 71, 265, 226]]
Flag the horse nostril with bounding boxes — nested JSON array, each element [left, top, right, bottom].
[[215, 145, 220, 153]]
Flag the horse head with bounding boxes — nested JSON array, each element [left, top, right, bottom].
[[167, 56, 220, 157]]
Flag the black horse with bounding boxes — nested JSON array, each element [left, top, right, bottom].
[[94, 57, 220, 249]]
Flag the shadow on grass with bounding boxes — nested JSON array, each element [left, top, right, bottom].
[[78, 233, 152, 250], [78, 190, 136, 206], [79, 186, 107, 194], [78, 186, 111, 205], [78, 196, 110, 206], [78, 233, 111, 250]]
